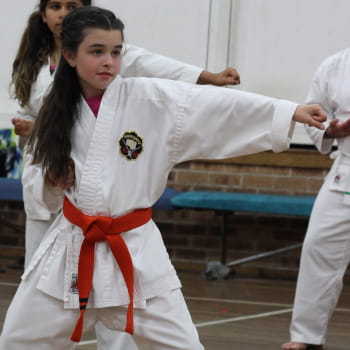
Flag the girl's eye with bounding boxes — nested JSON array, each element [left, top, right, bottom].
[[68, 5, 78, 11], [50, 4, 61, 10], [112, 50, 121, 57], [92, 49, 102, 55]]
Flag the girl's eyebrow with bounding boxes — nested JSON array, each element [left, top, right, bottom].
[[47, 1, 82, 5], [66, 1, 82, 4], [88, 43, 123, 49]]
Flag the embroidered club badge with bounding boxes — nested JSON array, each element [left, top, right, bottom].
[[119, 131, 143, 160]]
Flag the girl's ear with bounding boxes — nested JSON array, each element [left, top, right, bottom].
[[62, 48, 76, 67]]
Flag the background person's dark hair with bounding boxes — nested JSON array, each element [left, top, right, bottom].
[[11, 0, 92, 107], [29, 6, 125, 184]]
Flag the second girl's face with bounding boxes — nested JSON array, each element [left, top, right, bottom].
[[65, 29, 123, 99], [42, 0, 84, 39]]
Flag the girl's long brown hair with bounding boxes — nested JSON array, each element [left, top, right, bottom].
[[28, 6, 124, 183]]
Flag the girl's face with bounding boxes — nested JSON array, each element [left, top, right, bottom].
[[42, 0, 84, 39], [64, 29, 123, 98]]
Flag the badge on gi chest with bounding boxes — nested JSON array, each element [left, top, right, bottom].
[[119, 131, 143, 160]]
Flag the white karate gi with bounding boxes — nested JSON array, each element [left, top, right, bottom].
[[18, 44, 202, 350], [289, 48, 350, 345], [1, 76, 298, 349]]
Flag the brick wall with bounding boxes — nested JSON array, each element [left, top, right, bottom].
[[168, 161, 327, 195], [0, 201, 25, 246], [0, 200, 25, 268]]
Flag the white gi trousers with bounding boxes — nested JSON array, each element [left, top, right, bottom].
[[95, 323, 136, 349], [0, 250, 203, 350], [290, 160, 350, 345]]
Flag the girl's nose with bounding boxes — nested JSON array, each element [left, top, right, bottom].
[[59, 7, 70, 18], [103, 55, 113, 66]]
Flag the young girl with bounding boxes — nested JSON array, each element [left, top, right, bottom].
[[11, 2, 239, 348], [1, 6, 326, 350]]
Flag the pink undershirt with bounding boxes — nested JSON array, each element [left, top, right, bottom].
[[85, 95, 102, 117]]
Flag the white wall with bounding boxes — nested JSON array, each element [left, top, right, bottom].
[[230, 0, 350, 101], [95, 0, 211, 68], [2, 0, 350, 143], [228, 0, 350, 143], [0, 0, 37, 125]]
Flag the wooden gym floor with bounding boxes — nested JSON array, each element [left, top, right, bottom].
[[1, 266, 349, 349]]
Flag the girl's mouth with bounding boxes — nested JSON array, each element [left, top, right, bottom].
[[98, 72, 112, 77]]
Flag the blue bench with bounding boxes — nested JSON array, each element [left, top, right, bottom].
[[0, 178, 24, 234], [153, 187, 179, 210], [0, 178, 23, 202], [171, 190, 316, 279], [0, 180, 177, 210]]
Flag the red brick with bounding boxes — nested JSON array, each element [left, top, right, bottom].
[[190, 161, 227, 172], [242, 175, 276, 189], [163, 235, 190, 247], [191, 237, 220, 249], [209, 173, 241, 186], [255, 166, 291, 176], [224, 164, 258, 174], [274, 177, 308, 193], [291, 167, 327, 177], [307, 178, 324, 193], [174, 248, 206, 261], [176, 171, 209, 185]]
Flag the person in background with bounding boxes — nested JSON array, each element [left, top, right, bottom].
[[282, 48, 350, 350]]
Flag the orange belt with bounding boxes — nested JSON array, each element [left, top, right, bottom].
[[63, 197, 152, 342]]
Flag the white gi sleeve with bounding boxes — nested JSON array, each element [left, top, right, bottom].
[[22, 150, 64, 220], [16, 105, 36, 151], [304, 57, 335, 154], [120, 43, 202, 83], [16, 67, 52, 150], [170, 84, 297, 164]]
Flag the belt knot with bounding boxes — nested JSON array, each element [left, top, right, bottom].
[[84, 216, 113, 242]]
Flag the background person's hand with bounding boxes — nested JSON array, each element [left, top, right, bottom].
[[324, 118, 350, 138], [197, 67, 240, 86], [11, 118, 34, 136]]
